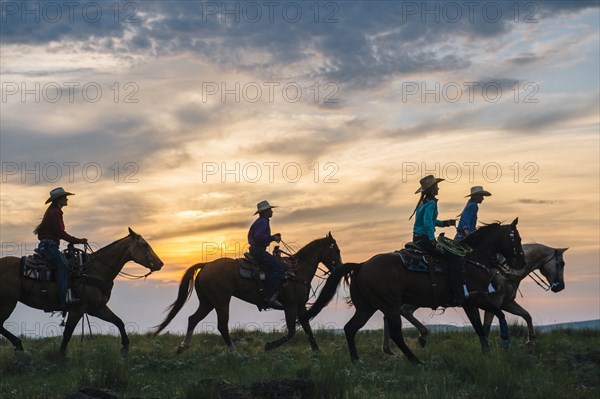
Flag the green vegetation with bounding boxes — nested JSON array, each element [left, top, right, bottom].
[[1, 326, 598, 398]]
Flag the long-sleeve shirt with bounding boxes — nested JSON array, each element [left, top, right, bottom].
[[36, 207, 81, 245], [455, 200, 479, 241], [248, 216, 274, 249], [413, 198, 444, 241]]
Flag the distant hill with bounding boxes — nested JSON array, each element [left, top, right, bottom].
[[427, 319, 600, 332]]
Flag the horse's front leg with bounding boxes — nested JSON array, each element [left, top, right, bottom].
[[462, 304, 490, 353], [59, 310, 84, 355], [298, 305, 319, 352], [265, 306, 297, 351], [502, 300, 537, 346], [88, 305, 130, 357]]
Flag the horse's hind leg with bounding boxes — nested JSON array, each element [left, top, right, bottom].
[[344, 307, 375, 363], [0, 301, 23, 351], [385, 311, 422, 365], [383, 305, 428, 355], [177, 300, 214, 355]]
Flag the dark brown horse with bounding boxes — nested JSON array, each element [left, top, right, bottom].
[[153, 233, 342, 353], [0, 228, 163, 355], [381, 243, 568, 353], [300, 220, 525, 364]]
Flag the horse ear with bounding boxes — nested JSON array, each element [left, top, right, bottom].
[[327, 231, 332, 239], [511, 217, 519, 226], [557, 247, 569, 254], [128, 227, 139, 237]]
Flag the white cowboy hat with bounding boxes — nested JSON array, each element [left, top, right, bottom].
[[415, 175, 445, 194], [466, 186, 492, 197], [254, 200, 277, 215], [45, 187, 74, 204]]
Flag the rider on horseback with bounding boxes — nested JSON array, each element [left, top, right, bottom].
[[33, 187, 87, 308], [410, 175, 467, 305], [455, 186, 492, 241], [248, 200, 283, 308]]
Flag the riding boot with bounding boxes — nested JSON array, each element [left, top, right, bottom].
[[66, 289, 80, 305], [264, 290, 283, 308]]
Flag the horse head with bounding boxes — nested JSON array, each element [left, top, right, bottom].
[[465, 218, 526, 269], [319, 232, 343, 272], [539, 246, 568, 293], [127, 227, 164, 272]]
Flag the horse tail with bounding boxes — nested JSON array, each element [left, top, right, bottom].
[[153, 263, 204, 336], [300, 262, 359, 323]]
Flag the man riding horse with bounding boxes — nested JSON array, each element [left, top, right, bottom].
[[455, 186, 492, 241], [248, 200, 284, 308]]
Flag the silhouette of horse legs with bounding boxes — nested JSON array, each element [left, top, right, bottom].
[[265, 306, 299, 351], [384, 310, 422, 365], [59, 309, 84, 355], [87, 305, 130, 357], [177, 299, 214, 355], [0, 302, 23, 351], [298, 306, 319, 352]]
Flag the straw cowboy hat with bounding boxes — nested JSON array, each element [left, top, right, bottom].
[[414, 175, 444, 194], [254, 200, 277, 215], [466, 186, 492, 197], [45, 187, 74, 204]]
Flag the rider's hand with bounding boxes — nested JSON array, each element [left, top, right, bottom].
[[445, 219, 456, 227], [272, 233, 281, 243]]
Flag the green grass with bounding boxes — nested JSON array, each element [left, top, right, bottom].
[[0, 326, 598, 399]]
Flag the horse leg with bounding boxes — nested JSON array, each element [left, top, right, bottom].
[[177, 300, 214, 355], [58, 310, 84, 356], [0, 302, 23, 351], [472, 301, 511, 351], [344, 307, 375, 363], [385, 310, 422, 365], [502, 300, 537, 346], [215, 303, 236, 352], [483, 310, 494, 337], [298, 306, 319, 352], [87, 306, 129, 357], [265, 307, 298, 351], [382, 316, 393, 355], [383, 304, 428, 354], [462, 304, 490, 353]]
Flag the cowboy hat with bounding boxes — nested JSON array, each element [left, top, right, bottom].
[[415, 175, 444, 194], [254, 200, 277, 215], [466, 186, 491, 197], [45, 187, 74, 204]]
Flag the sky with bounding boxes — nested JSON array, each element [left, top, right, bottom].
[[1, 0, 599, 338]]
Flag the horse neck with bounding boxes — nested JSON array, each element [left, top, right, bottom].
[[294, 240, 324, 280], [521, 244, 552, 278], [468, 228, 500, 264], [90, 236, 132, 281]]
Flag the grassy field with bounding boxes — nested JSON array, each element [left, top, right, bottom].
[[1, 325, 598, 399]]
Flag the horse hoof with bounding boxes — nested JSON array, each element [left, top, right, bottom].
[[382, 348, 394, 356], [418, 337, 427, 348]]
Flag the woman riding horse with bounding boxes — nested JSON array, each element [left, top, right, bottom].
[[33, 187, 88, 308]]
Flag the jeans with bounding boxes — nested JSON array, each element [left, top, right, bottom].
[[38, 240, 69, 306], [250, 246, 283, 298]]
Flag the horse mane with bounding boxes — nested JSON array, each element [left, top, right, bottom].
[[461, 222, 501, 246], [293, 236, 330, 260], [92, 234, 132, 257]]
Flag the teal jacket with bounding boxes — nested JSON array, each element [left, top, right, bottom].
[[413, 198, 444, 241]]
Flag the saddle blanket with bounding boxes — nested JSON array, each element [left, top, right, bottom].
[[21, 255, 55, 281], [394, 249, 445, 274]]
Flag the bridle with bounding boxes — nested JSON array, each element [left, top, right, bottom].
[[508, 225, 525, 268], [86, 237, 156, 280], [528, 249, 562, 291]]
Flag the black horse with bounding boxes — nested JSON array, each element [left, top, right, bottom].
[[300, 219, 525, 364]]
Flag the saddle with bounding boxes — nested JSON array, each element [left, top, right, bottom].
[[237, 250, 297, 281], [21, 245, 91, 282], [394, 242, 447, 274]]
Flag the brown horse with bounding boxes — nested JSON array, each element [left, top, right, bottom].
[[0, 228, 163, 356], [300, 220, 525, 364], [381, 243, 568, 353], [153, 233, 342, 354]]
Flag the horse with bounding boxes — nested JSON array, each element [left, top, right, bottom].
[[153, 233, 342, 354], [381, 243, 568, 354], [299, 219, 525, 364], [0, 228, 163, 356]]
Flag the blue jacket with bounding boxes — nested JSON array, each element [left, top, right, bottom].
[[455, 200, 479, 241], [413, 198, 444, 241]]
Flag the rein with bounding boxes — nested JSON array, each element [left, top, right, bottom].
[[86, 241, 154, 280], [527, 251, 559, 291]]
